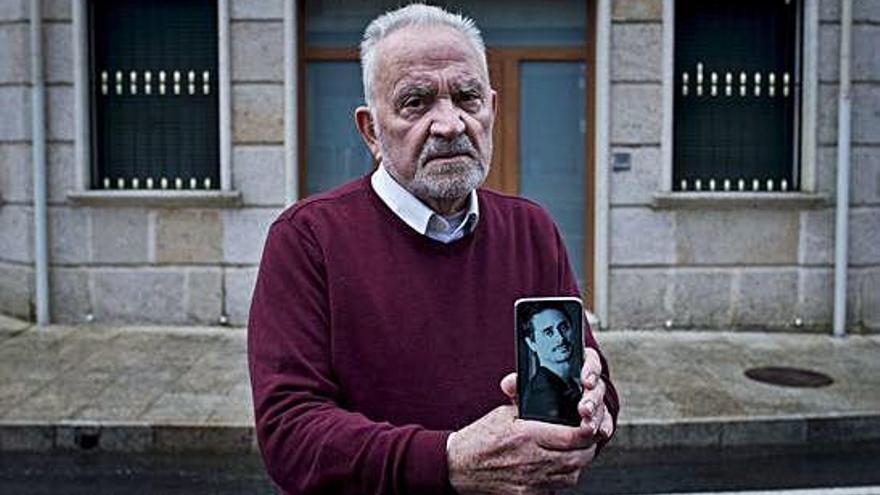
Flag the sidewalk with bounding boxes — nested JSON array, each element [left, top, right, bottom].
[[1, 314, 878, 454]]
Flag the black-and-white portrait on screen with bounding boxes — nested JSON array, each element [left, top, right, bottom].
[[516, 297, 584, 426]]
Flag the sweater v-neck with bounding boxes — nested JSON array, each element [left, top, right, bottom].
[[362, 175, 479, 254]]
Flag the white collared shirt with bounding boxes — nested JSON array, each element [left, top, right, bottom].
[[370, 165, 480, 243]]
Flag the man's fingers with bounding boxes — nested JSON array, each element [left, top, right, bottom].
[[599, 409, 614, 439], [500, 372, 517, 402], [581, 347, 603, 389], [579, 379, 605, 420], [520, 419, 595, 450]]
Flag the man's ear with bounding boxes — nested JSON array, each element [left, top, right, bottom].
[[354, 106, 382, 163], [489, 88, 498, 119], [525, 336, 537, 353]]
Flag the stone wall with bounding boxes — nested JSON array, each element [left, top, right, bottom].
[[0, 0, 34, 319], [606, 0, 880, 332], [0, 0, 284, 325], [1, 0, 877, 331]]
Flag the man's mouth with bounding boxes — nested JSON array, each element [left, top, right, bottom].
[[554, 343, 571, 353]]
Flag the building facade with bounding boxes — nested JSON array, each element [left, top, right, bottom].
[[0, 0, 877, 332]]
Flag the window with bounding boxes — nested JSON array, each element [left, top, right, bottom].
[[673, 0, 800, 193], [90, 0, 219, 191]]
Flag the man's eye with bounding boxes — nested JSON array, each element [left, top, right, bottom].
[[543, 328, 553, 337], [403, 97, 424, 108]]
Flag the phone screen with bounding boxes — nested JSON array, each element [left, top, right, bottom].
[[515, 297, 584, 426]]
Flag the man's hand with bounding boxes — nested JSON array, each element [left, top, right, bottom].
[[499, 347, 614, 442], [580, 348, 614, 441], [447, 405, 597, 495]]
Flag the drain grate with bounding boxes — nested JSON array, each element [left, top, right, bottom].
[[744, 366, 834, 388]]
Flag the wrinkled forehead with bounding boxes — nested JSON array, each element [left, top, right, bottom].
[[373, 26, 488, 91], [531, 309, 569, 331]]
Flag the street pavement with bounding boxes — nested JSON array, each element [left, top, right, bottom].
[[1, 313, 878, 454]]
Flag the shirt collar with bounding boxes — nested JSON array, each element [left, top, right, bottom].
[[371, 165, 479, 241]]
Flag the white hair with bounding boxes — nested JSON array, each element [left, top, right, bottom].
[[359, 3, 488, 108]]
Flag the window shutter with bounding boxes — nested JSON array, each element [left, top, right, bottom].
[[673, 0, 800, 192], [91, 0, 219, 190]]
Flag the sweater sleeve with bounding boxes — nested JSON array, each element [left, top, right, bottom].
[[552, 225, 621, 451], [248, 218, 454, 495]]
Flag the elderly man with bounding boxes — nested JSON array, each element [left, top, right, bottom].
[[248, 4, 619, 495]]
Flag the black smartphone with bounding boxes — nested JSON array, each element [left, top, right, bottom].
[[515, 296, 584, 426]]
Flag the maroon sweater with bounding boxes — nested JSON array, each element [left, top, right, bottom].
[[248, 176, 619, 495]]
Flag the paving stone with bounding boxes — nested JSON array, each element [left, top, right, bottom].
[[799, 208, 834, 265], [48, 142, 76, 203], [43, 0, 71, 20], [155, 209, 223, 263], [90, 208, 149, 263], [231, 0, 283, 20], [854, 25, 880, 81], [48, 206, 89, 263], [862, 269, 880, 330], [44, 22, 72, 84], [610, 146, 661, 206], [232, 84, 284, 144], [670, 270, 733, 328], [222, 208, 277, 264], [139, 392, 228, 423], [851, 146, 880, 206], [224, 267, 258, 326], [611, 23, 661, 82], [49, 267, 90, 324], [807, 415, 880, 444], [232, 145, 286, 206], [610, 207, 675, 265], [0, 0, 26, 21], [608, 269, 670, 329], [849, 207, 880, 265], [853, 84, 880, 145], [0, 424, 54, 452], [0, 23, 28, 84], [616, 421, 722, 450], [153, 424, 254, 453], [47, 86, 74, 141], [720, 419, 807, 447], [611, 0, 661, 21], [55, 422, 153, 453], [93, 270, 186, 324], [733, 269, 799, 327], [0, 87, 30, 140], [817, 83, 838, 146], [676, 209, 799, 265], [815, 145, 837, 196], [231, 21, 283, 82], [0, 205, 34, 263], [855, 0, 880, 21], [186, 268, 223, 323], [0, 143, 31, 203], [818, 24, 839, 83], [610, 84, 662, 145]]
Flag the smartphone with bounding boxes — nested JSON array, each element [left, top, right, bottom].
[[515, 296, 584, 426]]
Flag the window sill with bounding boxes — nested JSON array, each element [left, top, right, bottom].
[[651, 192, 830, 210], [67, 190, 243, 208]]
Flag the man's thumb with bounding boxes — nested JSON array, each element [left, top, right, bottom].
[[500, 372, 518, 403]]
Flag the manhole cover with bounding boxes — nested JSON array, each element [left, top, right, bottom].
[[744, 366, 834, 388]]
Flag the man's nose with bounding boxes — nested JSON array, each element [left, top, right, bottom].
[[429, 99, 466, 138]]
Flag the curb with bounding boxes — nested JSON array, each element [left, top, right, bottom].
[[611, 413, 880, 451], [2, 413, 879, 454], [0, 420, 257, 454]]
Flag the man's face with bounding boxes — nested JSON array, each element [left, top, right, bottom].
[[526, 308, 573, 366], [358, 25, 495, 203]]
